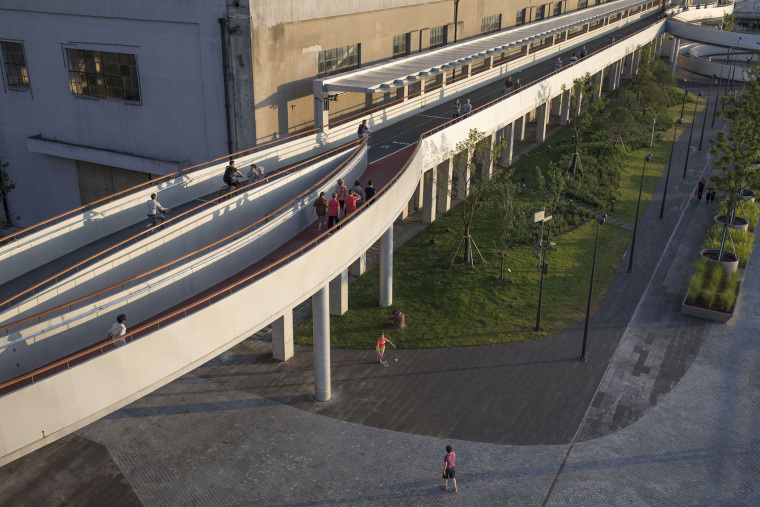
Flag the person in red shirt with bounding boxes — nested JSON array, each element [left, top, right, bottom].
[[344, 190, 360, 215], [327, 192, 340, 230], [376, 332, 395, 364]]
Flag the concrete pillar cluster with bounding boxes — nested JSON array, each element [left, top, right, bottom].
[[437, 159, 454, 213]]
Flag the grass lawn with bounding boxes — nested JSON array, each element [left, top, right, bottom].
[[294, 200, 632, 349]]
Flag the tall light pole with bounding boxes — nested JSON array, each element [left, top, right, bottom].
[[723, 47, 732, 108], [534, 210, 553, 332], [680, 79, 689, 118], [681, 92, 702, 180], [712, 72, 721, 127], [699, 78, 713, 151], [628, 154, 653, 274], [580, 212, 607, 362], [659, 119, 682, 219]]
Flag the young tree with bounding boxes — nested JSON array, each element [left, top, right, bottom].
[[563, 73, 609, 175], [493, 178, 525, 281], [604, 107, 635, 153], [711, 57, 760, 259], [446, 129, 505, 267]]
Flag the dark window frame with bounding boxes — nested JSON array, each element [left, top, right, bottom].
[[66, 48, 141, 102], [1, 41, 30, 89], [393, 33, 410, 59], [481, 14, 502, 34], [535, 5, 546, 21], [430, 25, 447, 49], [318, 43, 361, 77], [516, 8, 527, 25], [553, 2, 563, 16], [578, 0, 589, 8]]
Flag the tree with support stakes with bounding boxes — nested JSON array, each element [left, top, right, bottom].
[[710, 53, 760, 262], [446, 128, 504, 268], [493, 176, 526, 281], [562, 73, 608, 176]]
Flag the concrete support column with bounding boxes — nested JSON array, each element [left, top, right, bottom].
[[502, 123, 514, 166], [412, 178, 423, 210], [516, 115, 526, 141], [550, 95, 561, 116], [313, 84, 330, 133], [592, 71, 603, 99], [671, 38, 680, 75], [312, 285, 330, 402], [484, 132, 496, 179], [574, 90, 583, 117], [329, 270, 348, 316], [627, 52, 636, 79], [422, 168, 437, 224], [608, 62, 618, 91], [454, 152, 470, 199], [272, 308, 293, 362], [379, 226, 393, 307], [536, 101, 550, 143], [560, 89, 571, 124], [397, 85, 408, 102], [615, 60, 623, 89], [437, 159, 453, 213], [349, 253, 366, 277]]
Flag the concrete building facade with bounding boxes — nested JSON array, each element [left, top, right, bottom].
[[1, 0, 604, 227]]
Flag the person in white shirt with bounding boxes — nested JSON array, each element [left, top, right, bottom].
[[108, 314, 127, 347], [146, 193, 169, 223], [247, 164, 260, 186]]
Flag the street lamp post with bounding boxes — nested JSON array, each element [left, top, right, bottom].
[[712, 72, 721, 127], [659, 119, 682, 219], [628, 154, 653, 273], [723, 47, 731, 108], [534, 209, 553, 332], [680, 79, 689, 118], [699, 78, 713, 151], [681, 92, 702, 180], [580, 212, 607, 361]]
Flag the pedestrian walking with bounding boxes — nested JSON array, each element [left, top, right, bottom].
[[247, 164, 260, 186], [351, 180, 364, 205], [345, 190, 360, 216], [503, 76, 514, 94], [364, 180, 377, 204], [513, 78, 521, 91], [327, 193, 340, 230], [442, 445, 457, 493], [108, 314, 127, 347], [555, 57, 563, 70], [697, 178, 706, 200], [706, 181, 717, 203], [452, 99, 461, 120], [376, 332, 396, 364], [336, 178, 349, 216], [461, 99, 472, 118], [313, 191, 328, 231], [580, 45, 588, 58], [570, 53, 578, 63]]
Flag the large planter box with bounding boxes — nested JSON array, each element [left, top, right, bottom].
[[681, 293, 735, 322]]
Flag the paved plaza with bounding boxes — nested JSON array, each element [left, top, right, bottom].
[[2, 66, 760, 507]]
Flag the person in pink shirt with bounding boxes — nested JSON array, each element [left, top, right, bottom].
[[442, 445, 457, 492], [327, 192, 340, 231], [336, 179, 349, 216], [376, 332, 395, 364], [344, 190, 360, 215]]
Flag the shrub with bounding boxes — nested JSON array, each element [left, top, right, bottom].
[[693, 257, 709, 278], [686, 273, 702, 304], [719, 199, 760, 232], [708, 264, 723, 292], [720, 285, 737, 312], [726, 270, 740, 292]]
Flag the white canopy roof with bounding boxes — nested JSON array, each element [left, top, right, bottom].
[[316, 0, 653, 94]]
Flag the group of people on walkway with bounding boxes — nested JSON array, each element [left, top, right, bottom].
[[554, 45, 588, 71], [224, 159, 266, 192], [313, 178, 377, 232], [696, 178, 716, 203], [451, 98, 473, 120]]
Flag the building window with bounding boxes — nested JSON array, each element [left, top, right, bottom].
[[67, 49, 140, 101], [1, 41, 30, 88], [393, 34, 409, 59], [535, 5, 546, 21], [578, 0, 589, 8], [516, 8, 527, 25], [553, 2, 563, 16], [430, 25, 447, 49], [481, 14, 502, 34], [318, 44, 360, 77]]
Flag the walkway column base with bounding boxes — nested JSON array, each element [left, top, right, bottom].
[[536, 101, 549, 143], [379, 226, 393, 307], [312, 285, 330, 402], [437, 159, 453, 213], [272, 308, 294, 361], [423, 168, 437, 224], [349, 253, 366, 277]]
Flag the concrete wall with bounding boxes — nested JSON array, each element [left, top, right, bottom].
[[0, 0, 229, 227]]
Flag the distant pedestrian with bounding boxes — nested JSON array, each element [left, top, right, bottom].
[[376, 332, 396, 364], [570, 53, 578, 63], [706, 181, 717, 203], [247, 164, 260, 186], [452, 99, 461, 120], [503, 76, 514, 94], [513, 78, 521, 90], [442, 445, 457, 493], [609, 36, 615, 44], [313, 191, 328, 231], [555, 57, 563, 70], [328, 193, 340, 230], [345, 190, 360, 215], [580, 45, 588, 58], [336, 179, 349, 216], [257, 166, 266, 183], [351, 180, 364, 205], [461, 99, 472, 117], [697, 178, 706, 200], [108, 314, 127, 347], [364, 180, 377, 204]]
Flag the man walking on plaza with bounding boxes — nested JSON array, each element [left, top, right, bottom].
[[442, 445, 457, 493]]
